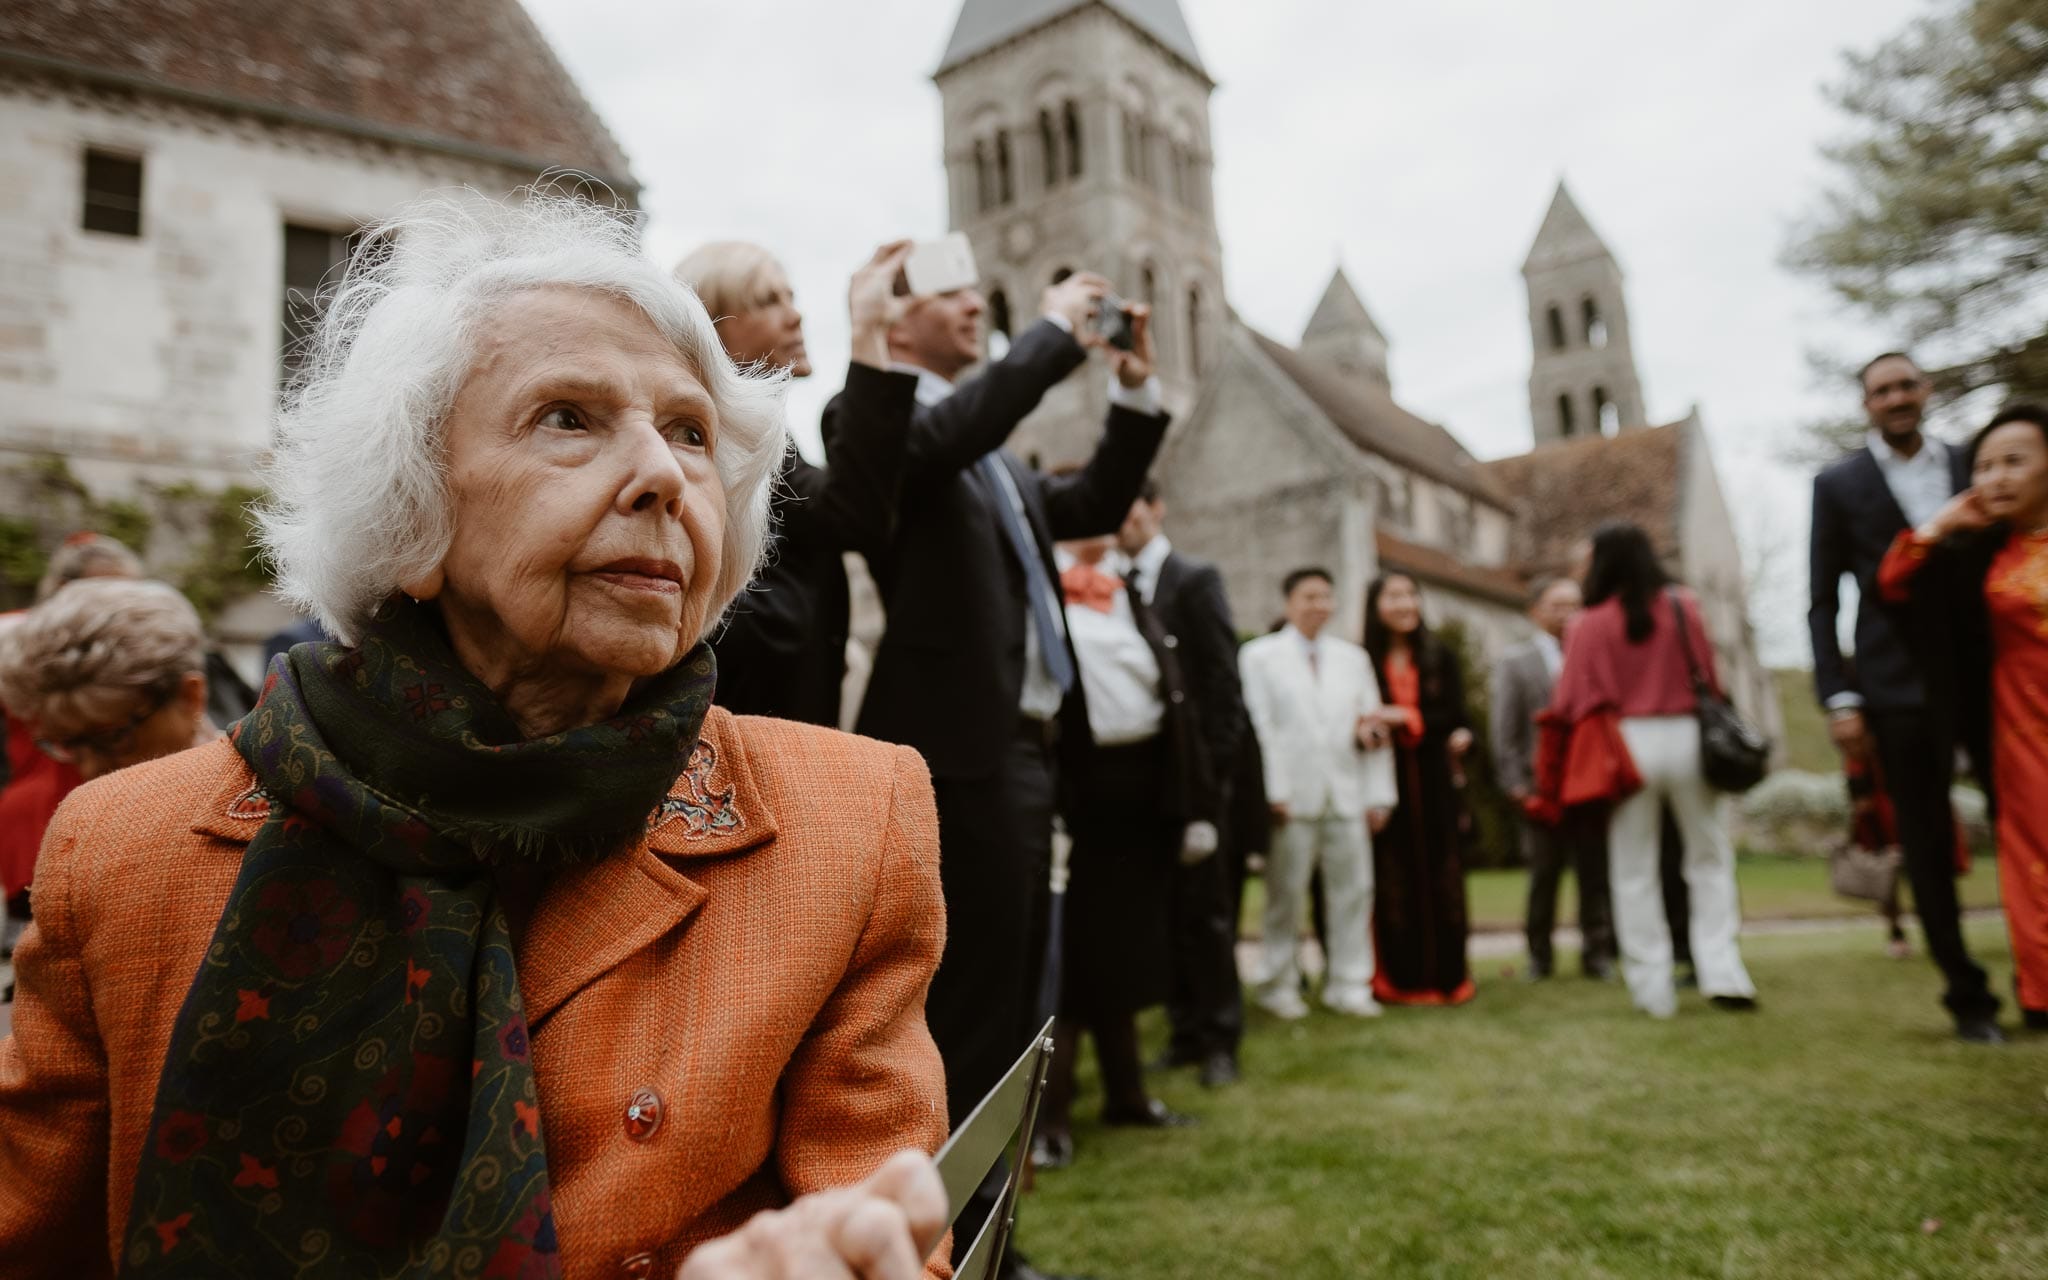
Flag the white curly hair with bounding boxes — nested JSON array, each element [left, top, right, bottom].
[[258, 189, 789, 644]]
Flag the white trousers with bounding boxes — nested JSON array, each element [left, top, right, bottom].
[[1609, 716, 1755, 1016], [1262, 811, 1375, 1001]]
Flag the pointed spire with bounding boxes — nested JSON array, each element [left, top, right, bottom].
[[1300, 266, 1391, 388], [1303, 267, 1386, 345], [939, 0, 1207, 79], [1522, 180, 1615, 274]]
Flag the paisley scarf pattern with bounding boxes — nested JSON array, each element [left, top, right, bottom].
[[122, 601, 715, 1277]]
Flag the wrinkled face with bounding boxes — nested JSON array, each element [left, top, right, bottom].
[[1375, 575, 1423, 636], [407, 288, 727, 686], [1118, 497, 1164, 555], [1972, 420, 2048, 525], [1531, 579, 1582, 639], [1284, 575, 1335, 638], [713, 262, 810, 378], [893, 288, 985, 380], [38, 671, 207, 781], [1862, 356, 1929, 441]]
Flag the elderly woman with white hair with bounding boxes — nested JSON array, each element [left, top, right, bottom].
[[0, 194, 953, 1280]]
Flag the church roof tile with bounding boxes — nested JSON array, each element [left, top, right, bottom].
[[1477, 423, 1686, 577], [0, 0, 637, 193]]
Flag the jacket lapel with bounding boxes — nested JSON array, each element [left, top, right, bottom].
[[1852, 447, 1912, 534]]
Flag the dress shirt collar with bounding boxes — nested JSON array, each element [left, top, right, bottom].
[[889, 360, 957, 408], [1867, 429, 1947, 470], [1282, 623, 1322, 658], [1130, 535, 1171, 599]]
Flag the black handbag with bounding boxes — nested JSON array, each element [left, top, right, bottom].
[[1669, 591, 1770, 793]]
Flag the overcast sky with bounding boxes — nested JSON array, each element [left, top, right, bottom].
[[524, 0, 1934, 667]]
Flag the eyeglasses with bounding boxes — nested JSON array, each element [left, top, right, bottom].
[[36, 684, 176, 765]]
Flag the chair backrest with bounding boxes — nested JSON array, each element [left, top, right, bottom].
[[932, 1019, 1057, 1280]]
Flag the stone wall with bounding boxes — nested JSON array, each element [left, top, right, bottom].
[[1676, 414, 1787, 753]]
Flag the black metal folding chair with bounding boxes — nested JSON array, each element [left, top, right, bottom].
[[930, 1018, 1057, 1280]]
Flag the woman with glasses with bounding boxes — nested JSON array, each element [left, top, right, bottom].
[[0, 577, 218, 783]]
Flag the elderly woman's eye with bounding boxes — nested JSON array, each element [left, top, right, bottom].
[[671, 420, 709, 449], [540, 406, 587, 432]]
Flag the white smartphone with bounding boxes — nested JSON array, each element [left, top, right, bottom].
[[901, 232, 980, 297]]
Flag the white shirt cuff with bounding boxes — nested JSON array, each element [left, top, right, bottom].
[[1825, 693, 1866, 713], [1108, 375, 1164, 416], [1043, 312, 1074, 334]]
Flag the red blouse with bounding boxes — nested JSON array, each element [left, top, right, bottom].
[[1547, 588, 1721, 724]]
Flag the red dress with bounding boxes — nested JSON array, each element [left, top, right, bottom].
[[1882, 529, 2048, 1012], [1, 712, 81, 899]]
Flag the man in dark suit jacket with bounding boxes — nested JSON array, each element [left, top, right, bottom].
[[1115, 481, 1250, 1087], [1810, 351, 2002, 1043], [849, 272, 1167, 1273]]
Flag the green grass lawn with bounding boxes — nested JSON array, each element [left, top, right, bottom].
[[1018, 921, 2048, 1279], [1242, 854, 2004, 939]]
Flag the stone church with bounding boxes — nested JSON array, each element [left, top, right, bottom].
[[933, 0, 1781, 744]]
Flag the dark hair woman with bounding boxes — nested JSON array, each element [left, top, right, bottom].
[[1547, 522, 1757, 1018], [1361, 572, 1475, 1005], [1879, 405, 2048, 1032]]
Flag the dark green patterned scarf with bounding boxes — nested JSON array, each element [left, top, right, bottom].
[[122, 600, 716, 1278]]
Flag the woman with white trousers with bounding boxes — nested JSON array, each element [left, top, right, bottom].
[[1547, 523, 1757, 1018]]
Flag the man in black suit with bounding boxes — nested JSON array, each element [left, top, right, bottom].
[[1115, 481, 1249, 1087], [1810, 351, 2003, 1043], [850, 271, 1167, 1271]]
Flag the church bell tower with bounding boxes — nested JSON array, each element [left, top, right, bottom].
[[934, 0, 1226, 465], [1523, 181, 1648, 446]]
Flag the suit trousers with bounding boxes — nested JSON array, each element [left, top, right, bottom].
[[1523, 809, 1615, 972], [1165, 835, 1246, 1062], [930, 726, 1056, 1264], [1262, 811, 1374, 1002], [1609, 717, 1755, 1016], [1867, 708, 1998, 1021]]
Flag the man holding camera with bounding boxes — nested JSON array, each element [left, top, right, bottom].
[[845, 265, 1165, 1275]]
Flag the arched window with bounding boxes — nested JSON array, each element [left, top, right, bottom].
[[988, 288, 1012, 361], [1596, 387, 1621, 436], [1123, 111, 1142, 179], [974, 140, 993, 213], [1141, 264, 1158, 307], [1546, 304, 1567, 352], [1169, 144, 1187, 204], [1584, 297, 1608, 348], [995, 129, 1014, 206], [1138, 123, 1158, 188], [1187, 284, 1203, 376], [1557, 392, 1577, 437], [1039, 110, 1059, 188], [1064, 100, 1084, 177]]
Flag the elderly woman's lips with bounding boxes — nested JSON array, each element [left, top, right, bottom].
[[589, 559, 684, 595]]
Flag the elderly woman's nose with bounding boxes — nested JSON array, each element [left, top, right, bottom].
[[617, 418, 689, 517]]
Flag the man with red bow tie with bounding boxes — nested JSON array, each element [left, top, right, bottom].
[[1030, 533, 1202, 1169]]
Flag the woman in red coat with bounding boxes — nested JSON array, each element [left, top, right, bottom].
[[1879, 403, 2048, 1033]]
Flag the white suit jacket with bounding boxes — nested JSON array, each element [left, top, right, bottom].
[[1239, 626, 1398, 819]]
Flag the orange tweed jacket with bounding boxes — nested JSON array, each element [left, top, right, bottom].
[[0, 708, 951, 1278]]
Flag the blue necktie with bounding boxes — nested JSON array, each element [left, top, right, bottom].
[[976, 453, 1076, 696]]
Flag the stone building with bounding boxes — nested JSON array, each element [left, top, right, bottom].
[[0, 0, 635, 639], [935, 0, 1224, 465], [927, 0, 1780, 745]]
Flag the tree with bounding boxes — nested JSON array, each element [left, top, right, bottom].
[[1789, 0, 2048, 418]]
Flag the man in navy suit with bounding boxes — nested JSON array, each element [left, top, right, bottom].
[[1809, 351, 2002, 1044]]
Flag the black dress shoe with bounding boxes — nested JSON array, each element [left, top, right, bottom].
[[2023, 1009, 2048, 1032], [1956, 1017, 2008, 1045], [1198, 1052, 1240, 1088], [1102, 1098, 1197, 1129], [1029, 1131, 1074, 1171], [1709, 995, 1758, 1012]]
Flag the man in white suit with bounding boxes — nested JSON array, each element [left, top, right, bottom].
[[1239, 567, 1398, 1019]]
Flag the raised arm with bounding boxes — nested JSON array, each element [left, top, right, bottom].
[[788, 364, 918, 556], [0, 813, 112, 1276], [889, 319, 1086, 486]]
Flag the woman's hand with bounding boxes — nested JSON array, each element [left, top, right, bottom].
[[677, 1149, 947, 1280], [1448, 728, 1474, 758], [1366, 808, 1392, 835], [1354, 715, 1389, 751], [849, 241, 916, 370], [1917, 488, 1995, 544]]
